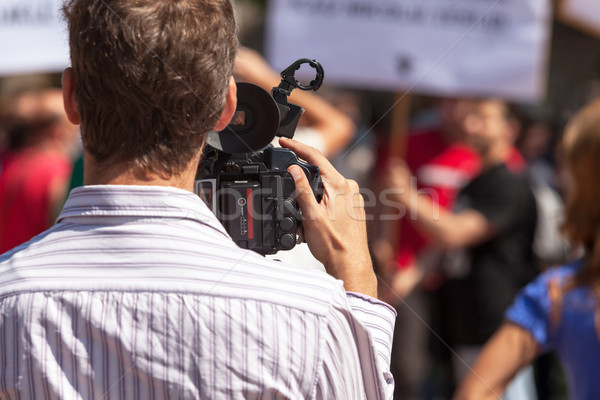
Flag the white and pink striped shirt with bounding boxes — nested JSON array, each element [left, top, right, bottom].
[[0, 185, 395, 399]]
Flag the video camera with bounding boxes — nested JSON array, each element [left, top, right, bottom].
[[195, 59, 325, 255]]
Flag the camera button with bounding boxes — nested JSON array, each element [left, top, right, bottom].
[[280, 233, 296, 250], [279, 217, 295, 232], [242, 165, 260, 174], [282, 199, 296, 215]]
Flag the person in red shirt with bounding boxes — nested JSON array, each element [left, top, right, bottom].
[[394, 100, 525, 280], [0, 89, 79, 253], [380, 98, 525, 400], [375, 98, 479, 399]]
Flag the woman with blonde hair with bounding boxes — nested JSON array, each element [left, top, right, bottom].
[[453, 99, 600, 400]]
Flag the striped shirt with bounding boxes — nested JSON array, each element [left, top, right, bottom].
[[0, 185, 396, 399]]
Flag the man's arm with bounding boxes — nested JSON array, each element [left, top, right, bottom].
[[280, 137, 395, 399], [281, 137, 376, 297], [316, 288, 396, 400], [386, 159, 495, 250], [452, 322, 540, 400]]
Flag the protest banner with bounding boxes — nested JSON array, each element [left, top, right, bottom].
[[558, 0, 600, 39], [0, 0, 69, 76], [266, 0, 552, 102]]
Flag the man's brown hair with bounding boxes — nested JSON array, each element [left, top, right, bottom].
[[62, 0, 237, 176]]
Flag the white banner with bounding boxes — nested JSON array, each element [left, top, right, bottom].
[[0, 0, 69, 76], [266, 0, 552, 102]]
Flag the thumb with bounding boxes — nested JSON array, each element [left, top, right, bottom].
[[288, 165, 320, 221]]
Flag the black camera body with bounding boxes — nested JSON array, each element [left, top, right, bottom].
[[195, 59, 325, 255]]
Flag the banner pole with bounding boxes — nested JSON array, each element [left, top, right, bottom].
[[375, 92, 411, 282], [389, 93, 411, 159]]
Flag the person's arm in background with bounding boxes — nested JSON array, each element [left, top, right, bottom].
[[385, 159, 495, 250], [235, 47, 355, 157], [282, 137, 395, 399], [453, 322, 540, 400]]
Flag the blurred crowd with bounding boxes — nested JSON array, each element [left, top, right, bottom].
[[2, 2, 600, 399], [0, 86, 80, 253]]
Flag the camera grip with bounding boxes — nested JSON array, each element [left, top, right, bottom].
[[310, 174, 324, 203]]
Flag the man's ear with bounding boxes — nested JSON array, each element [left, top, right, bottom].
[[213, 76, 237, 132], [61, 67, 81, 125]]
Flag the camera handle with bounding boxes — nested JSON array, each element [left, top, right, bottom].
[[272, 59, 324, 140], [273, 59, 324, 98]]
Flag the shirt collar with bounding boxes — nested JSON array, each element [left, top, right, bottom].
[[57, 185, 230, 238]]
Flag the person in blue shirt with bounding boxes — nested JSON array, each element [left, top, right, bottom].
[[453, 99, 600, 400]]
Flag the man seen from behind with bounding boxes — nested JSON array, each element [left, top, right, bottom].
[[0, 1, 395, 399]]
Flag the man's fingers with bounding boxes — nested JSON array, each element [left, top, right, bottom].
[[288, 164, 321, 221], [279, 138, 338, 178]]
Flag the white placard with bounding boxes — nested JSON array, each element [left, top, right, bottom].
[[0, 0, 69, 76], [266, 0, 552, 102]]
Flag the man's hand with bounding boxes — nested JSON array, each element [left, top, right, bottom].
[[280, 137, 377, 298], [384, 158, 414, 204], [385, 157, 493, 250], [234, 47, 280, 90]]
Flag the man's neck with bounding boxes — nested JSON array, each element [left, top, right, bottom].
[[83, 153, 200, 192], [481, 143, 511, 171]]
